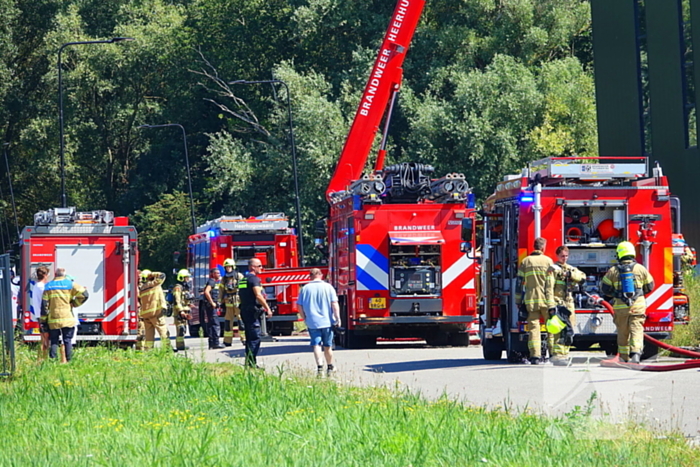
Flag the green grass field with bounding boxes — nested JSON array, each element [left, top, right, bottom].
[[0, 346, 699, 466]]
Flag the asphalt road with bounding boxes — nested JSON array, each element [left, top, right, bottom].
[[175, 331, 700, 438]]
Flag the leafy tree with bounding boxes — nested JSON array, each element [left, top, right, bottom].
[[132, 191, 193, 282]]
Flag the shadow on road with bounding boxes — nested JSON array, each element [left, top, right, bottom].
[[219, 344, 311, 359], [365, 358, 505, 373]]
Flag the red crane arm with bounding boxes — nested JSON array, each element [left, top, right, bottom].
[[325, 0, 426, 200]]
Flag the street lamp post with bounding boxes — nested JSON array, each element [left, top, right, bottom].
[[2, 143, 19, 241], [137, 124, 197, 235], [58, 37, 134, 208], [229, 79, 305, 266]]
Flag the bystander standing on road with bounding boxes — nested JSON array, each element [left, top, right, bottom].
[[297, 268, 341, 377]]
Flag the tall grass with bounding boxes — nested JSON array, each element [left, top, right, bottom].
[[670, 274, 700, 347], [0, 347, 698, 466]]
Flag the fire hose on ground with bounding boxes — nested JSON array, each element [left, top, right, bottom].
[[588, 296, 700, 371]]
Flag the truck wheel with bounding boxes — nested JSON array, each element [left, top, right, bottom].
[[344, 331, 376, 349], [425, 330, 449, 347], [481, 333, 503, 360], [600, 341, 617, 356], [447, 332, 470, 347], [189, 324, 202, 338], [642, 343, 659, 361]]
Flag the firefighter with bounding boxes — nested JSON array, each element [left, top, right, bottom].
[[220, 258, 245, 346], [601, 241, 655, 363], [41, 268, 89, 362], [545, 245, 586, 366], [138, 271, 172, 351], [172, 269, 193, 352], [135, 269, 151, 351], [516, 237, 553, 365]]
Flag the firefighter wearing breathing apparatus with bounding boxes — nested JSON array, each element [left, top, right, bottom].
[[601, 241, 655, 364], [545, 245, 586, 365], [172, 269, 194, 352], [516, 237, 553, 365], [220, 258, 245, 346], [138, 271, 172, 351]]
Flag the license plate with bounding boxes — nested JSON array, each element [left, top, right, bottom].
[[369, 297, 386, 309]]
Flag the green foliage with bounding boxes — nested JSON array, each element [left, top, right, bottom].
[[1, 347, 699, 466], [132, 192, 193, 280], [0, 0, 599, 262]]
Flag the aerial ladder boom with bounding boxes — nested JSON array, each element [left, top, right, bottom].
[[325, 0, 426, 200]]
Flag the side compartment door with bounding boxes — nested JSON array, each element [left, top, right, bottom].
[[56, 245, 105, 316]]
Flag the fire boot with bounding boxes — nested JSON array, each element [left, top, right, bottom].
[[629, 353, 641, 364]]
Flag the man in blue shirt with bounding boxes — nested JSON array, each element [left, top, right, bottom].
[[297, 268, 340, 377]]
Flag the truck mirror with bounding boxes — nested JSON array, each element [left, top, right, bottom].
[[461, 218, 474, 241], [314, 219, 327, 240]]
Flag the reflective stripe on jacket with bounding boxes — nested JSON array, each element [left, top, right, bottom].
[[517, 250, 553, 307], [545, 262, 586, 310], [139, 273, 166, 318], [601, 261, 655, 312], [42, 276, 86, 330]]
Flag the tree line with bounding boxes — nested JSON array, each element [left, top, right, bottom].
[[0, 0, 596, 273]]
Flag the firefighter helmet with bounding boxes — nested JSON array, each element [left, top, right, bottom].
[[140, 269, 152, 280], [177, 269, 191, 282], [616, 241, 636, 260], [223, 258, 235, 268]]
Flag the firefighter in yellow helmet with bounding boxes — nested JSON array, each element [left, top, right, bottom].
[[516, 237, 553, 365], [601, 241, 655, 363], [135, 269, 151, 351], [138, 270, 172, 351], [41, 268, 89, 362], [545, 245, 586, 366], [171, 269, 193, 352], [220, 258, 245, 346]]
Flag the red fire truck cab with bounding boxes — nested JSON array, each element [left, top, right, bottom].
[[187, 212, 300, 336], [479, 157, 682, 362], [19, 207, 139, 343]]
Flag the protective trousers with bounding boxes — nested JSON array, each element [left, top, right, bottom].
[[135, 318, 145, 351], [49, 326, 75, 361], [613, 304, 646, 361], [241, 308, 261, 367], [203, 303, 221, 348], [548, 300, 576, 358], [223, 303, 242, 345], [174, 317, 187, 350], [143, 314, 170, 350], [527, 304, 549, 359]]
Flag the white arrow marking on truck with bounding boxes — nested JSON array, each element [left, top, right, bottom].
[[442, 255, 473, 288], [103, 289, 125, 322]]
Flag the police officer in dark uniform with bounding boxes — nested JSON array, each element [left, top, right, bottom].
[[238, 258, 272, 368], [203, 267, 224, 349]]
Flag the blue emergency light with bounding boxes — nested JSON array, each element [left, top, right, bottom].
[[520, 193, 535, 203]]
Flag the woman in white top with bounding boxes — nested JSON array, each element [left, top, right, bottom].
[[32, 266, 50, 361]]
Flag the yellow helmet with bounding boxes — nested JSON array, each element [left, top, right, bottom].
[[223, 258, 235, 268], [140, 269, 152, 280], [177, 269, 191, 282], [616, 241, 636, 260]]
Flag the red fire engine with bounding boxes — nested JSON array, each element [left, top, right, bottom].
[[316, 0, 479, 348], [19, 207, 139, 343], [187, 212, 301, 336], [478, 157, 684, 362]]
